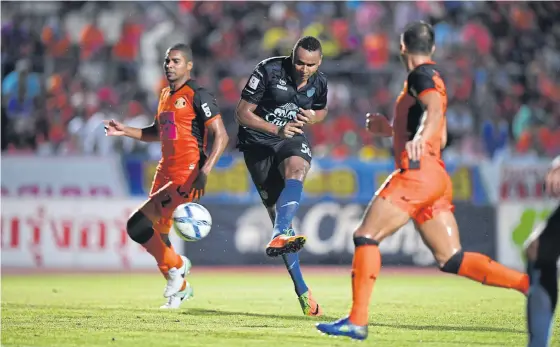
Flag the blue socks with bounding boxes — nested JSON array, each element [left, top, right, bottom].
[[273, 179, 307, 297], [526, 261, 557, 347], [283, 252, 308, 296], [273, 179, 303, 237]]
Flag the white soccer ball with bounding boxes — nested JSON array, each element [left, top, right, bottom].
[[172, 202, 212, 242]]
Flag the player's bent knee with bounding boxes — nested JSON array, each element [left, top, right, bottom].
[[353, 226, 386, 243], [353, 236, 379, 247], [440, 249, 464, 274], [285, 168, 306, 180], [127, 211, 154, 244]]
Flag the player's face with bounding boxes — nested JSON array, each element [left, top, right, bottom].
[[164, 50, 192, 82], [292, 47, 322, 82]]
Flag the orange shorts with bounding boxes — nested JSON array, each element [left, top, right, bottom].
[[376, 159, 454, 225], [149, 168, 199, 234]]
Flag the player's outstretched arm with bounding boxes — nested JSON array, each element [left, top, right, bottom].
[[235, 99, 280, 136], [103, 119, 159, 142]]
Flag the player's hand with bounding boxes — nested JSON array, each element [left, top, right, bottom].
[[545, 166, 560, 197], [278, 121, 304, 139], [366, 113, 393, 136], [405, 137, 425, 162], [103, 119, 126, 136], [297, 108, 317, 124], [188, 171, 207, 202]]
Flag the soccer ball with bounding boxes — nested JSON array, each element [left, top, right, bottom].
[[172, 202, 212, 242]]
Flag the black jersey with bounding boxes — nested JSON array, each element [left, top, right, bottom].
[[237, 56, 328, 147], [404, 62, 447, 141]]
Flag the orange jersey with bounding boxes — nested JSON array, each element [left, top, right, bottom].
[[392, 62, 447, 169], [155, 80, 221, 179]]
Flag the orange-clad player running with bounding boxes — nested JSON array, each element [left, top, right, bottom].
[[103, 44, 229, 309], [316, 22, 529, 340]]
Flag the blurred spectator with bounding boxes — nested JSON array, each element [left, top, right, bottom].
[[0, 1, 558, 161]]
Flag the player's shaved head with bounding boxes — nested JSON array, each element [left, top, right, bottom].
[[402, 21, 435, 55], [293, 36, 322, 56], [167, 43, 193, 62]]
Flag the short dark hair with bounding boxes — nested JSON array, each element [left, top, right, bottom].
[[167, 43, 193, 62], [402, 21, 434, 55], [293, 36, 322, 56]]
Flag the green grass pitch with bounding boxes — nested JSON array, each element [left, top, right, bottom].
[[2, 269, 559, 347]]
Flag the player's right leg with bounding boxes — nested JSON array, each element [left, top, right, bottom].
[[265, 137, 314, 257], [316, 168, 442, 340], [316, 195, 410, 340], [524, 205, 560, 347]]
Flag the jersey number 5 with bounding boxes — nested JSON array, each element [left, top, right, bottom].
[[301, 143, 312, 157], [201, 103, 212, 118]]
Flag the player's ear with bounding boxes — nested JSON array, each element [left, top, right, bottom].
[[431, 45, 436, 55], [186, 61, 193, 71]]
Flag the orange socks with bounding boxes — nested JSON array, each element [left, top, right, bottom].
[[169, 244, 184, 269], [458, 252, 529, 294], [349, 238, 382, 326], [142, 231, 182, 276]]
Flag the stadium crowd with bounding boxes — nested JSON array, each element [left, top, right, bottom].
[[2, 1, 559, 162]]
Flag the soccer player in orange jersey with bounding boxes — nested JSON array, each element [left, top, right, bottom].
[[316, 22, 529, 340], [103, 43, 229, 309]]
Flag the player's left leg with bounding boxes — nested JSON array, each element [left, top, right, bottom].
[[415, 206, 529, 294], [524, 205, 560, 347]]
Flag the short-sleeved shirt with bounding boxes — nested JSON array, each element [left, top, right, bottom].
[[237, 56, 328, 148], [155, 79, 221, 179], [392, 62, 448, 169]]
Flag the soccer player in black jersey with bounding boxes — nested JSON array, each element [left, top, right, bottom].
[[525, 156, 560, 347], [235, 36, 328, 316]]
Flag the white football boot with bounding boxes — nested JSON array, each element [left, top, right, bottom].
[[160, 281, 194, 309], [163, 256, 191, 298]]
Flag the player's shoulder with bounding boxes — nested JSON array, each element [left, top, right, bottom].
[[255, 56, 289, 75], [407, 62, 445, 97], [408, 62, 443, 81], [185, 80, 215, 98], [159, 86, 171, 100], [313, 70, 328, 87]]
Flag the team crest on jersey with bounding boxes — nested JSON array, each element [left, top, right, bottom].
[[174, 97, 187, 109], [307, 87, 316, 97]]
